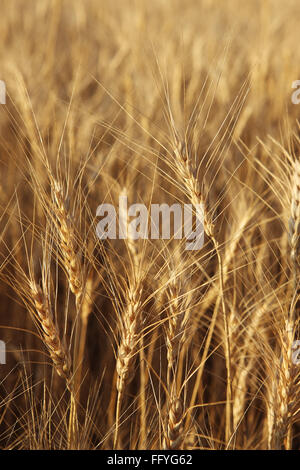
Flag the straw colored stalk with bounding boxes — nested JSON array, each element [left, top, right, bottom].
[[165, 270, 190, 387], [233, 304, 266, 430], [74, 269, 95, 398]]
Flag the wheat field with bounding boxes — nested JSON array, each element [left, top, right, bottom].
[[1, 0, 300, 450]]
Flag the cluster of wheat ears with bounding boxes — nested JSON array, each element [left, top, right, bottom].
[[2, 0, 300, 450]]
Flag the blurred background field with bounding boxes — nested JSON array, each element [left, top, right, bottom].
[[1, 0, 300, 449]]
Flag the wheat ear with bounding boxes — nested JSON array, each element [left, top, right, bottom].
[[51, 178, 86, 407], [116, 284, 143, 393], [49, 178, 84, 446], [268, 160, 300, 449], [114, 283, 143, 448], [289, 160, 300, 283], [271, 160, 300, 448], [29, 280, 71, 386], [51, 179, 83, 308], [163, 392, 185, 450]]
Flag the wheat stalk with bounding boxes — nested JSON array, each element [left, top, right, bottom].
[[173, 135, 233, 444], [233, 304, 266, 430], [114, 187, 144, 448]]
